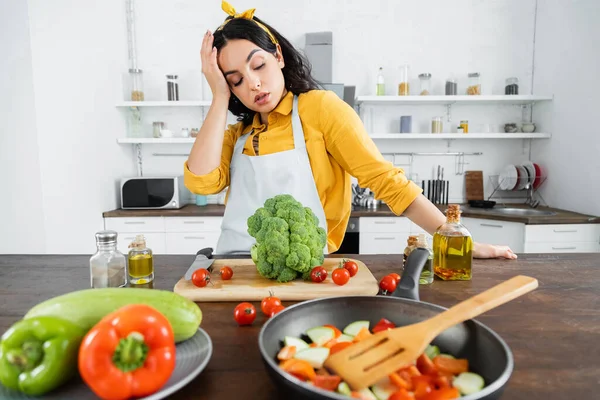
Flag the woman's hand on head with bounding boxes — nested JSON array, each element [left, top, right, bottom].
[[473, 242, 518, 260], [201, 30, 230, 100]]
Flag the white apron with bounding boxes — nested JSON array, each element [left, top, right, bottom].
[[215, 95, 328, 255]]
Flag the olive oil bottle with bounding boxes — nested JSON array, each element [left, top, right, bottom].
[[433, 204, 473, 280], [128, 234, 154, 285]]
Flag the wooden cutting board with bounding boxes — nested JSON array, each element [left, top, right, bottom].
[[173, 258, 379, 302], [465, 170, 484, 201]]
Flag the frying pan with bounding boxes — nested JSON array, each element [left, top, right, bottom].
[[258, 249, 513, 399]]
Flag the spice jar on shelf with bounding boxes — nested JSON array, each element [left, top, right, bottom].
[[167, 74, 179, 101], [433, 204, 473, 281], [445, 77, 458, 95], [398, 64, 410, 95], [152, 122, 164, 138], [460, 120, 469, 133], [89, 231, 127, 289], [505, 77, 519, 95], [431, 116, 443, 133], [466, 72, 481, 95], [129, 69, 144, 101], [418, 73, 431, 95]]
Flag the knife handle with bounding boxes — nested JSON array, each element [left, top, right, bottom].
[[197, 247, 214, 259]]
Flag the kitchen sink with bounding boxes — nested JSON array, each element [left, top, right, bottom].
[[486, 207, 557, 216]]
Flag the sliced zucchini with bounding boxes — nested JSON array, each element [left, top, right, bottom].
[[453, 372, 485, 395], [343, 320, 370, 336], [337, 381, 352, 396], [293, 347, 330, 369], [284, 336, 309, 351], [439, 353, 455, 359], [306, 326, 336, 346], [425, 344, 440, 360], [356, 388, 378, 400], [336, 334, 354, 343], [371, 377, 397, 400]]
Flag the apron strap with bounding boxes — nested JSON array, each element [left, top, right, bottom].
[[291, 95, 306, 150], [233, 131, 252, 156]]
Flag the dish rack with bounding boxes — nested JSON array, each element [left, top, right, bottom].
[[487, 175, 548, 207]]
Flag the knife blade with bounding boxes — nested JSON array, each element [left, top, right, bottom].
[[184, 247, 215, 280]]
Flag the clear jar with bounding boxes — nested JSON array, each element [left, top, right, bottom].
[[376, 67, 385, 96], [467, 72, 481, 95], [433, 204, 473, 281], [431, 116, 443, 133], [416, 234, 433, 285], [129, 69, 144, 101], [460, 120, 469, 133], [505, 77, 519, 95], [419, 73, 431, 95], [398, 64, 410, 96], [90, 231, 127, 288], [445, 78, 458, 95], [402, 235, 418, 272], [128, 107, 143, 138], [128, 234, 154, 285], [152, 122, 164, 138], [167, 74, 179, 101]]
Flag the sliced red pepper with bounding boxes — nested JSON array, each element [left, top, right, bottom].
[[313, 375, 341, 391], [277, 345, 296, 361], [389, 372, 412, 390], [372, 318, 396, 333], [417, 353, 438, 376], [432, 356, 468, 375], [412, 375, 434, 399], [389, 388, 415, 400], [330, 341, 353, 355], [420, 387, 460, 400]]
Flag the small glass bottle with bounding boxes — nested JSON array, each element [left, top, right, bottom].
[[418, 73, 431, 95], [376, 67, 385, 96], [129, 69, 144, 101], [398, 64, 410, 95], [505, 77, 519, 95], [445, 77, 458, 95], [402, 235, 418, 271], [431, 116, 443, 133], [167, 74, 179, 101], [433, 204, 473, 281], [128, 234, 154, 285], [467, 72, 481, 95], [89, 231, 127, 288], [416, 234, 433, 285], [460, 120, 469, 133]]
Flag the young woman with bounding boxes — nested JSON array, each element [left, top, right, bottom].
[[185, 1, 517, 260]]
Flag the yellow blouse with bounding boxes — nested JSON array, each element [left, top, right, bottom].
[[184, 90, 422, 252]]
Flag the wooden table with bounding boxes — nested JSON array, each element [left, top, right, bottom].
[[1, 254, 599, 399]]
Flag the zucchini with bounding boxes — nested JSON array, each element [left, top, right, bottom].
[[425, 344, 440, 360], [343, 320, 370, 336], [293, 347, 330, 369], [453, 372, 485, 395], [371, 378, 397, 400], [23, 288, 202, 343], [284, 336, 309, 351], [337, 381, 352, 396], [306, 326, 336, 346]]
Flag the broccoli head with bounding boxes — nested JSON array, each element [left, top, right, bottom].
[[247, 194, 327, 282]]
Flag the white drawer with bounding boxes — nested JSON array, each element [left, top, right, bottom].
[[462, 218, 525, 253], [165, 232, 220, 255], [359, 232, 407, 255], [164, 217, 223, 233], [116, 233, 166, 255], [105, 217, 165, 233], [360, 217, 410, 233], [525, 224, 599, 243], [524, 242, 599, 253]]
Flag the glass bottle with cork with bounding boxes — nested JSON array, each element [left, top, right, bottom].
[[433, 204, 473, 280], [416, 233, 434, 285], [402, 235, 418, 271], [376, 67, 385, 96], [89, 231, 127, 289], [127, 235, 154, 285]]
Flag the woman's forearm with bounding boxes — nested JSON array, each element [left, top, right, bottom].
[[187, 96, 230, 175], [402, 194, 446, 235]]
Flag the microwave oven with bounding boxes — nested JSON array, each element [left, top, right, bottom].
[[120, 176, 188, 209]]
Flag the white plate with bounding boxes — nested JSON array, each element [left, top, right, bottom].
[[515, 165, 529, 190], [522, 161, 536, 186], [0, 328, 213, 400], [498, 164, 518, 190]]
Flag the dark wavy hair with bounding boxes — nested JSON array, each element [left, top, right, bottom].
[[213, 16, 321, 125]]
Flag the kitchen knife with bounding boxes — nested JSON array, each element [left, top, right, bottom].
[[184, 247, 215, 280]]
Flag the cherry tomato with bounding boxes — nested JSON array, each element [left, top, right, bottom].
[[220, 266, 233, 280], [332, 268, 350, 286], [261, 293, 282, 316], [269, 304, 285, 317], [379, 275, 398, 294], [191, 269, 211, 288], [388, 272, 401, 284], [310, 266, 328, 283], [233, 302, 256, 326], [342, 259, 359, 277]]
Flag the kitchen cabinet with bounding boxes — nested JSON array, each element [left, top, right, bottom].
[[359, 217, 410, 254], [461, 217, 525, 253], [524, 224, 600, 253], [104, 216, 223, 255]]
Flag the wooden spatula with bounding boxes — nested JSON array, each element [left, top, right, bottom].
[[324, 275, 538, 390]]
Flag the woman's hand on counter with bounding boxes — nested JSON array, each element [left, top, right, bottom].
[[473, 242, 518, 260]]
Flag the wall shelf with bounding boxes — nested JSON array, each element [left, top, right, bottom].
[[369, 133, 551, 139], [117, 138, 196, 144], [356, 95, 553, 106], [116, 100, 212, 107]]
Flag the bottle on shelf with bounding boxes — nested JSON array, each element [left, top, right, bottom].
[[433, 204, 473, 280], [376, 67, 385, 96]]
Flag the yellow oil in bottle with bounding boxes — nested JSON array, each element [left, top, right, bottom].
[[433, 234, 473, 280], [433, 204, 473, 281], [127, 235, 154, 285]]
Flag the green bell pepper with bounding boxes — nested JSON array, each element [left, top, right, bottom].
[[0, 316, 84, 396]]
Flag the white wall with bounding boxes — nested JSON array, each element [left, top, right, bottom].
[[0, 0, 46, 254], [532, 0, 600, 216], [5, 0, 582, 254]]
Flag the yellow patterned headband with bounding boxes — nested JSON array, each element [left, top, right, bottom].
[[216, 0, 278, 45]]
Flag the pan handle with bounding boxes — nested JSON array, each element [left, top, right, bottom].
[[391, 248, 429, 302]]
